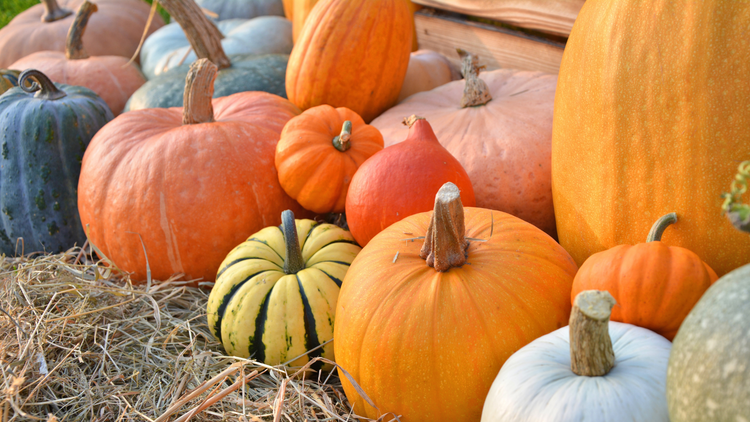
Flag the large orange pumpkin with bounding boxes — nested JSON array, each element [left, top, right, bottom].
[[78, 59, 307, 284], [552, 1, 750, 276], [334, 182, 577, 421], [285, 0, 412, 123]]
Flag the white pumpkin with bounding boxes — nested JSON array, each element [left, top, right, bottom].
[[482, 290, 672, 422], [396, 49, 461, 103]]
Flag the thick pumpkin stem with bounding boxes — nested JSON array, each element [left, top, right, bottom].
[[41, 0, 72, 22], [19, 69, 66, 101], [159, 0, 231, 71], [281, 210, 306, 274], [646, 212, 677, 242], [65, 1, 97, 60], [570, 290, 616, 377], [332, 121, 353, 152], [457, 49, 492, 108], [402, 115, 425, 128], [722, 160, 750, 233], [183, 59, 217, 125], [420, 182, 468, 272]]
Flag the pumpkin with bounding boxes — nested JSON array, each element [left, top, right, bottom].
[[397, 49, 461, 103], [344, 115, 475, 247], [371, 51, 559, 237], [0, 70, 21, 95], [551, 1, 750, 276], [195, 0, 284, 21], [77, 59, 307, 284], [0, 69, 112, 255], [570, 213, 718, 341], [334, 182, 577, 421], [140, 15, 292, 80], [275, 105, 384, 214], [666, 162, 750, 421], [286, 0, 412, 123], [282, 0, 293, 20], [0, 0, 164, 68], [207, 209, 360, 369], [10, 1, 146, 116], [482, 290, 672, 421]]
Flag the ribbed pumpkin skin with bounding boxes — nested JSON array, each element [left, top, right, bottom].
[[195, 0, 284, 20], [0, 83, 113, 255], [334, 208, 577, 421], [286, 0, 412, 123], [78, 92, 306, 283], [667, 264, 750, 421], [207, 219, 360, 368], [551, 1, 750, 276]]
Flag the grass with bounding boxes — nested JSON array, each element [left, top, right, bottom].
[[0, 0, 170, 30]]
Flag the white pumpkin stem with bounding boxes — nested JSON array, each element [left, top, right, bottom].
[[41, 0, 73, 22], [281, 210, 306, 274], [420, 182, 468, 272], [183, 59, 216, 125], [570, 290, 616, 377], [65, 1, 96, 60], [646, 213, 677, 242], [159, 0, 231, 71], [457, 49, 492, 108]]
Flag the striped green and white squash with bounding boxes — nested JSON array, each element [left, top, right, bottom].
[[207, 210, 361, 369]]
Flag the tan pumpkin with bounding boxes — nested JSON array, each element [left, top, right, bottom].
[[397, 49, 461, 103]]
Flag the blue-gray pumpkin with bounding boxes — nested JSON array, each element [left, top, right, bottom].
[[0, 69, 113, 255], [195, 0, 284, 22]]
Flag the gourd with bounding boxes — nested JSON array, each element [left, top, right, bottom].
[[275, 105, 384, 214], [334, 182, 577, 421], [570, 213, 718, 340], [371, 51, 559, 237], [482, 290, 671, 422], [10, 1, 146, 116], [207, 209, 361, 369], [77, 59, 307, 284], [195, 0, 284, 21], [0, 0, 164, 68], [0, 69, 112, 255], [397, 49, 461, 103], [551, 0, 750, 276]]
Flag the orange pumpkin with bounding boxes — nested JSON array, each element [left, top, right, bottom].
[[77, 59, 308, 284], [345, 116, 475, 247], [335, 182, 577, 421], [285, 0, 412, 123], [10, 1, 145, 116], [275, 105, 384, 214], [570, 213, 718, 341]]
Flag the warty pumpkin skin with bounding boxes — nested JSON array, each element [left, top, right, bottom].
[[195, 0, 284, 21], [0, 69, 113, 255], [286, 0, 412, 123], [552, 0, 750, 276]]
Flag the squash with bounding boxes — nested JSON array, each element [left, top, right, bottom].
[[371, 51, 559, 237], [195, 0, 284, 21], [0, 70, 20, 95], [397, 49, 461, 103], [0, 0, 164, 68], [286, 0, 412, 123], [551, 0, 750, 276], [570, 213, 718, 340], [207, 209, 360, 369], [275, 105, 384, 214], [140, 16, 292, 80], [666, 162, 750, 421], [345, 115, 475, 247], [334, 182, 577, 421], [0, 69, 112, 255], [282, 0, 294, 20], [10, 1, 146, 116], [482, 290, 671, 421], [77, 59, 307, 284]]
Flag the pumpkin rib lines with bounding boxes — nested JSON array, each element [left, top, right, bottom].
[[215, 269, 276, 341], [246, 238, 285, 262], [252, 286, 274, 363], [316, 268, 343, 288], [296, 274, 323, 369], [216, 256, 282, 280]]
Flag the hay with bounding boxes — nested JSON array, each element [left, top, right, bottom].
[[0, 246, 389, 422]]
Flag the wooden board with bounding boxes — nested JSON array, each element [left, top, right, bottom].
[[411, 0, 585, 37], [414, 9, 566, 74]]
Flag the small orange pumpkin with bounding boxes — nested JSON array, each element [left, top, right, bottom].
[[570, 213, 718, 340], [275, 105, 384, 214]]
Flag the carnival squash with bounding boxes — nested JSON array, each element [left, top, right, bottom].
[[195, 0, 284, 21], [397, 50, 461, 103]]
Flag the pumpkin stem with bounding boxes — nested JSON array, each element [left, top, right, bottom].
[[402, 115, 425, 128], [65, 1, 97, 60], [19, 69, 67, 101], [332, 121, 353, 152], [570, 290, 616, 377], [722, 160, 750, 233], [646, 212, 677, 242], [457, 49, 492, 108], [159, 0, 231, 71], [41, 0, 73, 22], [420, 182, 468, 272], [282, 210, 306, 274], [183, 59, 217, 125]]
